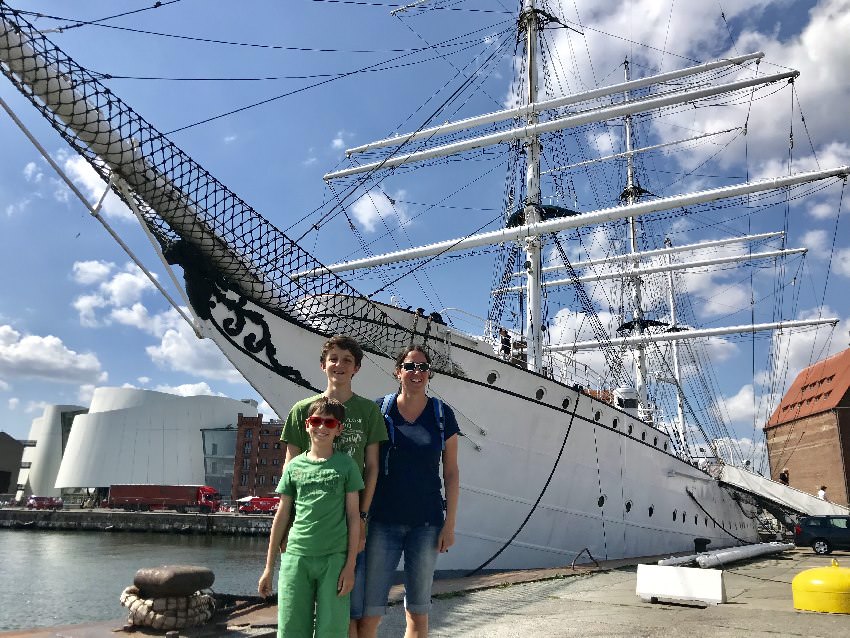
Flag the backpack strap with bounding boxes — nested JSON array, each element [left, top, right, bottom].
[[432, 397, 446, 451], [379, 393, 397, 477]]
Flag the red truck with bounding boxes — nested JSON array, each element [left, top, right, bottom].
[[238, 496, 280, 515], [107, 484, 221, 513]]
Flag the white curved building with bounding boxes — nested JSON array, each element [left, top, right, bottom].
[[54, 387, 257, 488], [17, 404, 87, 498]]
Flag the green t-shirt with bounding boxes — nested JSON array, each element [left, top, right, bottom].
[[281, 394, 387, 476], [277, 451, 364, 556]]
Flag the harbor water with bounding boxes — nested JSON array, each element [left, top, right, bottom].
[[0, 529, 268, 632]]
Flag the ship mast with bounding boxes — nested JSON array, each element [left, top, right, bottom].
[[522, 0, 543, 372], [664, 238, 688, 451], [622, 58, 650, 417]]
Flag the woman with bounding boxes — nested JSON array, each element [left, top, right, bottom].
[[359, 345, 460, 638]]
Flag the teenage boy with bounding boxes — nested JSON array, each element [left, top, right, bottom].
[[260, 397, 363, 637], [281, 335, 387, 636]]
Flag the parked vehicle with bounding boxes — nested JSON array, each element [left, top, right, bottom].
[[27, 495, 63, 510], [238, 496, 280, 515], [794, 515, 850, 554], [106, 484, 221, 513]]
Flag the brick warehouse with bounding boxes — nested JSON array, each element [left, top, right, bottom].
[[231, 414, 286, 500], [764, 348, 850, 506]]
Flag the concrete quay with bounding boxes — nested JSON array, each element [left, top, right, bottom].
[[0, 507, 272, 536], [2, 548, 848, 637]]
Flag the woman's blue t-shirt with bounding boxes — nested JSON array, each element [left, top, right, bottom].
[[370, 396, 459, 526]]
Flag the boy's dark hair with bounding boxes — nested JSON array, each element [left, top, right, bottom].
[[307, 396, 346, 423], [320, 335, 364, 367]]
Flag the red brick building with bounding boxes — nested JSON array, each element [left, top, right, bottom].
[[764, 348, 850, 506], [230, 414, 286, 500]]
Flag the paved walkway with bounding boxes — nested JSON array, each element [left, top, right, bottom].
[[4, 548, 849, 637]]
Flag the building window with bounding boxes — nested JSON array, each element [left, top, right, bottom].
[[257, 474, 266, 486], [240, 473, 248, 486], [243, 442, 251, 454], [272, 475, 278, 484], [245, 429, 253, 440], [261, 442, 269, 449], [273, 442, 281, 449], [272, 458, 280, 466], [260, 458, 267, 466], [243, 458, 251, 470], [211, 443, 218, 455]]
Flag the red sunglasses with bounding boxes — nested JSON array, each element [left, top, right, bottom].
[[305, 415, 341, 429]]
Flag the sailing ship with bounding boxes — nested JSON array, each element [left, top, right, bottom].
[[2, 1, 848, 570]]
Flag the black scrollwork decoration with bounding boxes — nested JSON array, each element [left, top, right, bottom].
[[165, 240, 315, 391]]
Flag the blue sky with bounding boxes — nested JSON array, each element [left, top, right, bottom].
[[1, 0, 849, 468]]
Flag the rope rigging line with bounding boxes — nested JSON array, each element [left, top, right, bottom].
[[162, 21, 511, 134], [296, 27, 514, 239], [686, 488, 754, 544], [464, 394, 583, 577]]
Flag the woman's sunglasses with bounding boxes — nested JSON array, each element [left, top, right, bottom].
[[305, 415, 341, 429], [401, 362, 430, 372]]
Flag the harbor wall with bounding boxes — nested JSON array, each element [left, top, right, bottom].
[[0, 509, 273, 535]]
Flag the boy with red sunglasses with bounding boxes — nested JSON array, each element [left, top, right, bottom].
[[280, 335, 387, 635], [260, 396, 363, 637]]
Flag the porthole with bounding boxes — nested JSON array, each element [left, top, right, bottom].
[[625, 500, 632, 513], [612, 418, 619, 429], [486, 371, 498, 384], [648, 505, 654, 517], [594, 410, 601, 422], [597, 495, 605, 507], [641, 431, 646, 441], [562, 397, 571, 409], [682, 512, 686, 525], [653, 436, 658, 446], [694, 515, 698, 525], [704, 517, 708, 527], [628, 424, 633, 435], [673, 510, 677, 521], [535, 387, 545, 401], [663, 442, 668, 451]]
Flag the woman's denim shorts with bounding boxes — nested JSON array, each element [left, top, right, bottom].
[[363, 520, 441, 617]]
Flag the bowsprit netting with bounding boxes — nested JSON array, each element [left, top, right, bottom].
[[0, 5, 413, 360]]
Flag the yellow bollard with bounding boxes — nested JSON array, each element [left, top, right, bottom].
[[792, 559, 850, 614]]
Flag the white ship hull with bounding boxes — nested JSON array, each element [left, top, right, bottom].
[[203, 285, 758, 570]]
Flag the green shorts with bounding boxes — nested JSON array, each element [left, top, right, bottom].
[[278, 551, 349, 638]]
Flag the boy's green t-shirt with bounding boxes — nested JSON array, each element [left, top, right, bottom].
[[281, 394, 387, 476], [277, 451, 364, 556]]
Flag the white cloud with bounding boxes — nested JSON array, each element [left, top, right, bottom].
[[0, 324, 107, 384], [5, 197, 32, 217], [23, 162, 43, 183], [800, 230, 828, 255], [72, 263, 156, 327], [72, 260, 115, 285], [258, 399, 280, 420], [146, 321, 244, 383], [137, 376, 151, 384], [223, 135, 237, 143], [25, 400, 49, 414], [154, 381, 225, 397], [331, 130, 347, 150], [351, 189, 409, 233], [8, 397, 19, 410], [0, 379, 9, 391], [60, 153, 134, 221], [77, 384, 96, 405], [834, 248, 850, 278], [303, 156, 318, 166]]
